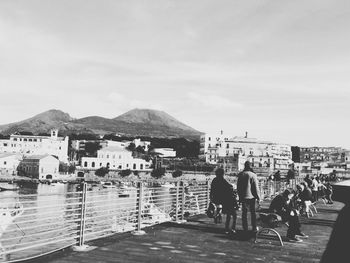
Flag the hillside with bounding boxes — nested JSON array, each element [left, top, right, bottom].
[[0, 108, 202, 139]]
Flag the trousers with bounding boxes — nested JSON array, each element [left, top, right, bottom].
[[242, 198, 257, 231]]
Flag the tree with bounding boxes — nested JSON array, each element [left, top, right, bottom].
[[95, 167, 109, 177], [172, 169, 183, 178], [119, 169, 132, 178], [85, 142, 101, 156], [151, 168, 166, 179], [126, 143, 136, 152], [135, 145, 145, 154]]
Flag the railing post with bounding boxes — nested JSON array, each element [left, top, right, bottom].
[[181, 181, 185, 221], [206, 180, 210, 208], [132, 182, 146, 235], [72, 183, 94, 251], [175, 181, 179, 222]]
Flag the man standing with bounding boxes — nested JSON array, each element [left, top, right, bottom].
[[237, 161, 260, 232]]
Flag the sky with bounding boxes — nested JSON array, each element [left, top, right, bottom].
[[0, 0, 349, 148]]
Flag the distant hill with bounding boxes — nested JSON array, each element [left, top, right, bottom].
[[0, 108, 202, 140]]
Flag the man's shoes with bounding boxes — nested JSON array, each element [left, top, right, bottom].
[[287, 236, 303, 243], [296, 232, 309, 238], [225, 229, 237, 235]]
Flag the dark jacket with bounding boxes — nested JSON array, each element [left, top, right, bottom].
[[299, 188, 313, 202], [269, 194, 292, 221], [210, 177, 237, 214], [237, 170, 260, 200]]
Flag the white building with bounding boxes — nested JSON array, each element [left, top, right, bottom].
[[0, 153, 22, 175], [200, 131, 293, 172], [17, 155, 60, 179], [132, 139, 151, 152], [154, 148, 176, 158], [80, 146, 151, 171], [0, 130, 69, 163]]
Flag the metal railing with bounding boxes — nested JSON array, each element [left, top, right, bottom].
[[0, 178, 303, 262]]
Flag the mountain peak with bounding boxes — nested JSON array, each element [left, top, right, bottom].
[[114, 108, 195, 129], [0, 108, 202, 139], [30, 109, 73, 122]]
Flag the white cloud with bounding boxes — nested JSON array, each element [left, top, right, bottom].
[[187, 92, 243, 110]]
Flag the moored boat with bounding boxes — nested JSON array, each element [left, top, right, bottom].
[[0, 183, 20, 191]]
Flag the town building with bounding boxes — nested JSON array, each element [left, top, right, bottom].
[[17, 155, 60, 179], [0, 130, 69, 163], [200, 131, 293, 174], [71, 140, 108, 152], [153, 148, 176, 158], [80, 146, 151, 171], [299, 146, 344, 163], [132, 139, 151, 152], [0, 153, 22, 175]]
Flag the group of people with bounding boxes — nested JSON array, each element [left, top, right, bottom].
[[304, 174, 333, 204], [210, 161, 260, 236], [210, 162, 337, 243]]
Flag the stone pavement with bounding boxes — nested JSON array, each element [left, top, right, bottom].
[[33, 201, 343, 263]]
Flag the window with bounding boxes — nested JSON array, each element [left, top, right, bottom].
[[59, 146, 61, 150], [41, 167, 44, 173], [208, 137, 211, 141], [126, 164, 129, 168], [4, 161, 6, 165], [106, 155, 109, 159], [13, 138, 17, 141], [119, 155, 122, 159], [29, 139, 32, 142], [226, 144, 229, 149], [92, 162, 95, 168], [113, 155, 115, 159], [34, 139, 37, 142], [133, 164, 136, 169], [140, 164, 143, 170], [100, 163, 102, 167], [24, 139, 27, 142], [84, 162, 88, 167]]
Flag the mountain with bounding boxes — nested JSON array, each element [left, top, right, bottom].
[[0, 109, 202, 139], [0, 109, 74, 135]]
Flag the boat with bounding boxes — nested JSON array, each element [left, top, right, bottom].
[[0, 183, 20, 191], [0, 203, 24, 238], [102, 182, 116, 189]]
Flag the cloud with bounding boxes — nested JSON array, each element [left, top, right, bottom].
[[187, 92, 243, 110]]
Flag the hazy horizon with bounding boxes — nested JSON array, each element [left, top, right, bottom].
[[0, 0, 349, 148]]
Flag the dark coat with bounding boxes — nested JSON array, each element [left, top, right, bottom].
[[210, 177, 237, 215]]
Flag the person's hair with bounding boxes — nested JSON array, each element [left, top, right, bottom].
[[244, 161, 251, 171], [282, 188, 293, 197], [215, 168, 225, 177]]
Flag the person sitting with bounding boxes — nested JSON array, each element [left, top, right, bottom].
[[297, 183, 314, 217], [269, 189, 308, 242]]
